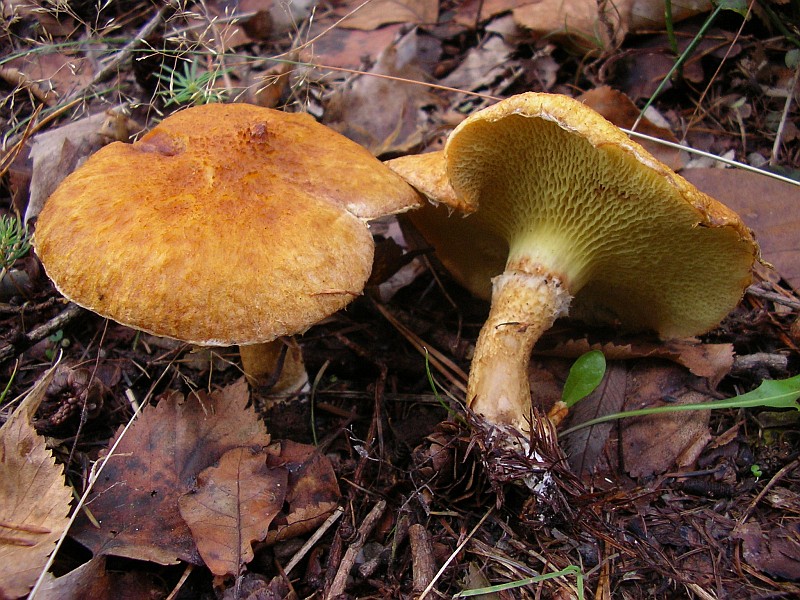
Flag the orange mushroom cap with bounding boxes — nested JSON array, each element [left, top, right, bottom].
[[35, 103, 421, 346]]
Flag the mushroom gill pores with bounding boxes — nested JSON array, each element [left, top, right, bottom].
[[388, 93, 758, 435]]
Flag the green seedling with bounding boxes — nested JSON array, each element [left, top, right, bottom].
[[45, 330, 70, 361], [751, 464, 763, 478], [454, 564, 584, 599], [562, 350, 607, 408], [0, 214, 31, 282], [155, 58, 230, 107], [561, 373, 800, 437]]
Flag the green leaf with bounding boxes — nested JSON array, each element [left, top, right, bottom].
[[715, 0, 749, 17], [562, 350, 606, 408]]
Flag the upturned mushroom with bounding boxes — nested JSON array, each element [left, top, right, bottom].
[[34, 103, 422, 384], [388, 93, 759, 435]]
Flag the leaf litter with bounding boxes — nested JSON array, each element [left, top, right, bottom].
[[1, 0, 800, 597]]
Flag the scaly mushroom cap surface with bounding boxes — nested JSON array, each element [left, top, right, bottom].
[[35, 103, 421, 346], [396, 93, 758, 338]]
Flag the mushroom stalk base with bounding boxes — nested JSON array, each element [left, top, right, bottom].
[[239, 338, 309, 394], [467, 270, 571, 434]]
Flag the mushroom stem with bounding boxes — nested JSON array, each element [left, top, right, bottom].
[[239, 337, 309, 394], [467, 269, 571, 434]]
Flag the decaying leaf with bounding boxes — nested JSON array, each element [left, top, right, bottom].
[[512, 0, 713, 52], [564, 363, 628, 478], [35, 555, 166, 600], [264, 440, 341, 545], [621, 362, 712, 478], [542, 337, 734, 387], [70, 378, 270, 565], [439, 35, 515, 93], [324, 29, 441, 155], [578, 86, 687, 171], [179, 446, 288, 577], [735, 520, 800, 581], [338, 0, 439, 30], [0, 365, 72, 599], [682, 168, 800, 290]]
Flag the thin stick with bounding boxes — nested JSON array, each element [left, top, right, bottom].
[[418, 507, 493, 599], [769, 63, 799, 165], [325, 499, 388, 599], [63, 5, 170, 103], [284, 506, 344, 576]]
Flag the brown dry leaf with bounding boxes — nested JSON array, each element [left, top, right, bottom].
[[681, 168, 800, 290], [338, 0, 439, 30], [70, 378, 270, 565], [36, 555, 166, 600], [735, 520, 800, 581], [439, 35, 515, 93], [324, 29, 441, 156], [563, 363, 628, 478], [179, 447, 288, 577], [303, 22, 404, 69], [264, 440, 341, 544], [24, 106, 139, 224], [512, 0, 712, 51], [578, 86, 686, 171], [621, 362, 712, 478], [455, 0, 530, 27], [4, 52, 92, 103], [0, 365, 71, 599], [543, 337, 734, 387]]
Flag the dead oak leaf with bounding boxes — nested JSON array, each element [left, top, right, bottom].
[[338, 0, 438, 30], [264, 440, 341, 545], [179, 446, 288, 577], [70, 378, 270, 565], [0, 365, 71, 600]]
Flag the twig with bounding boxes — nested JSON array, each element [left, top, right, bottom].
[[769, 61, 799, 165], [324, 499, 388, 599], [284, 506, 344, 576], [418, 507, 493, 599], [410, 523, 437, 594], [0, 302, 84, 365], [63, 5, 170, 103]]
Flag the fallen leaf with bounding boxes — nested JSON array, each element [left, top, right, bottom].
[[578, 86, 687, 171], [302, 23, 405, 69], [70, 378, 270, 565], [563, 363, 627, 478], [439, 35, 514, 92], [0, 365, 72, 599], [542, 337, 734, 387], [621, 362, 712, 478], [735, 520, 800, 581], [35, 555, 166, 600], [681, 168, 800, 290], [179, 446, 288, 577], [338, 0, 439, 30], [324, 29, 441, 155], [264, 440, 341, 545]]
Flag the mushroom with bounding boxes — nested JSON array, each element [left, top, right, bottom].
[[388, 93, 759, 435], [34, 103, 422, 385]]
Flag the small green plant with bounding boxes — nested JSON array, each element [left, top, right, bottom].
[[45, 330, 70, 361], [562, 350, 607, 408], [0, 214, 31, 282], [751, 464, 763, 478], [155, 58, 230, 107]]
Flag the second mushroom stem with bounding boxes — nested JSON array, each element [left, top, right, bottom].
[[467, 268, 572, 435]]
